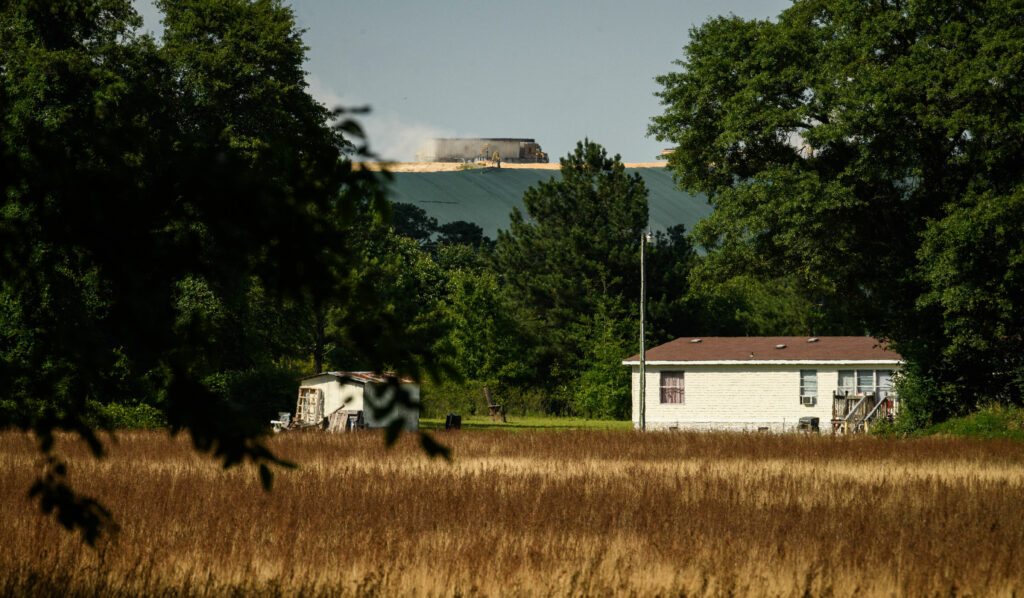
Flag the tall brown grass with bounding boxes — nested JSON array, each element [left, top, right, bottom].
[[2, 429, 1023, 596]]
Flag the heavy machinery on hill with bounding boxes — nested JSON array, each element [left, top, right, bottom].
[[419, 138, 548, 163]]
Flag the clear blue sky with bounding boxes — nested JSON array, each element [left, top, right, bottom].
[[134, 0, 791, 162]]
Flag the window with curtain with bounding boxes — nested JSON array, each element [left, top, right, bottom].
[[800, 370, 818, 397], [857, 370, 876, 394], [660, 371, 685, 404]]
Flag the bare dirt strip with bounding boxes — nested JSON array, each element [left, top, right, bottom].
[[357, 161, 668, 172]]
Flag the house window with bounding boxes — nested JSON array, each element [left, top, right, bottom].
[[857, 370, 876, 394], [838, 370, 855, 395], [839, 370, 896, 396], [877, 370, 893, 394], [800, 370, 818, 397], [660, 371, 684, 404]]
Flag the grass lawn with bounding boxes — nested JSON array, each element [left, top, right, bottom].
[[923, 404, 1024, 440], [419, 414, 632, 431]]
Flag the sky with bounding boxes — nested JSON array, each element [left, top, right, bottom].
[[134, 0, 791, 163]]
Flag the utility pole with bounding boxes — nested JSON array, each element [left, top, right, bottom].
[[639, 232, 652, 431]]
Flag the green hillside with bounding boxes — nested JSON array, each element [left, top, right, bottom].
[[386, 167, 712, 238]]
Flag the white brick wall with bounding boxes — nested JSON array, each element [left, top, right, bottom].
[[631, 363, 897, 432]]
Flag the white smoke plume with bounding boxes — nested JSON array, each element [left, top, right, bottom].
[[307, 77, 454, 162]]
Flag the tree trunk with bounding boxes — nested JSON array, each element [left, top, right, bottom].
[[313, 310, 326, 374]]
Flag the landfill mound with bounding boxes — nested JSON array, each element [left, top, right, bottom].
[[380, 164, 711, 238]]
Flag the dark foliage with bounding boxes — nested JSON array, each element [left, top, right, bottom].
[[650, 0, 1024, 425], [0, 0, 446, 544]]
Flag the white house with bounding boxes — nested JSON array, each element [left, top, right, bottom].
[[623, 337, 902, 433], [295, 372, 421, 432]]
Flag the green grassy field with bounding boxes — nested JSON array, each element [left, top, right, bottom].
[[419, 414, 633, 431], [425, 408, 1024, 439]]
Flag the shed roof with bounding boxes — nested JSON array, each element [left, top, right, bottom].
[[623, 336, 900, 364], [299, 371, 418, 384]]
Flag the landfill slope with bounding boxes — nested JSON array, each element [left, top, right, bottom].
[[385, 167, 711, 238]]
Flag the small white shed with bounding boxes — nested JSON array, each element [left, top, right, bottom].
[[295, 371, 420, 431], [623, 337, 902, 433]]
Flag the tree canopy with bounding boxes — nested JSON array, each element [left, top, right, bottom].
[[649, 0, 1024, 425], [497, 140, 649, 332], [494, 140, 650, 416], [0, 0, 444, 543]]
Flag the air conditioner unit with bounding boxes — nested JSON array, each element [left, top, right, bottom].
[[800, 395, 816, 406]]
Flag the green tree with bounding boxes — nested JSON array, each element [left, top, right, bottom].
[[0, 0, 440, 544], [389, 202, 492, 249], [688, 274, 827, 336], [408, 241, 538, 416], [902, 187, 1024, 426], [649, 0, 1024, 425], [325, 229, 452, 376], [644, 224, 699, 342], [497, 139, 648, 330], [442, 265, 532, 386], [437, 221, 491, 248], [495, 140, 648, 414], [570, 296, 633, 419], [390, 202, 438, 245], [158, 0, 351, 154]]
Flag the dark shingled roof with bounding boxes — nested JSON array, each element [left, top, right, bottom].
[[624, 337, 901, 363]]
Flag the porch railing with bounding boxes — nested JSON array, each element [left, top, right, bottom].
[[832, 390, 897, 433]]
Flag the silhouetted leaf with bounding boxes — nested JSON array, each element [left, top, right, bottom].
[[28, 457, 119, 546], [419, 432, 451, 462], [258, 464, 273, 490], [383, 419, 404, 447]]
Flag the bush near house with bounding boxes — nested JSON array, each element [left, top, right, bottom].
[[874, 405, 1024, 441]]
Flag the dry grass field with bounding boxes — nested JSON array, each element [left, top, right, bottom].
[[2, 429, 1023, 597]]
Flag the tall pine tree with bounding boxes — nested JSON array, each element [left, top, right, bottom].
[[495, 140, 648, 413]]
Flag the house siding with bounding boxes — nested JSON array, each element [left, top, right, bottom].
[[631, 363, 896, 432]]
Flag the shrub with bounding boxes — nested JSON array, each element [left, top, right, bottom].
[[87, 402, 167, 430]]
